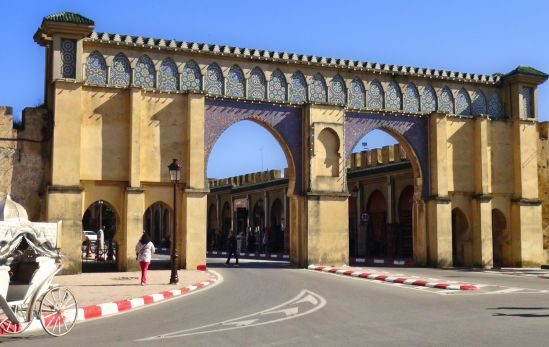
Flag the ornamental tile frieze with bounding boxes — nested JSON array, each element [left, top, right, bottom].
[[81, 33, 508, 118]]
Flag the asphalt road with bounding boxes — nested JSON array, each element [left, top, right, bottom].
[[3, 258, 549, 346]]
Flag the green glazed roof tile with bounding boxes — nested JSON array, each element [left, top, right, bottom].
[[43, 12, 94, 26]]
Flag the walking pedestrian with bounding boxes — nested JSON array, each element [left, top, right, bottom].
[[135, 232, 155, 285], [225, 230, 238, 265], [96, 225, 105, 260]]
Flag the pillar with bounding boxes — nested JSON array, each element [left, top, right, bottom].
[[181, 93, 207, 270], [427, 113, 452, 267], [304, 105, 348, 266], [47, 82, 84, 274], [121, 188, 144, 271], [472, 117, 493, 267]]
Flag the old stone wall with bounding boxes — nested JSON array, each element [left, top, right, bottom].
[[0, 106, 52, 221], [539, 122, 549, 263]]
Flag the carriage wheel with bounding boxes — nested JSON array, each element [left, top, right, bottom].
[[0, 302, 35, 334], [38, 287, 78, 337]]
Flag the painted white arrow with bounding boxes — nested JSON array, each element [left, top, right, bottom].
[[261, 306, 299, 317], [222, 319, 259, 327], [136, 289, 326, 341]]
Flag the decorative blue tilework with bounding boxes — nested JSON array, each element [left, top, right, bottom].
[[289, 71, 307, 103], [268, 69, 287, 102], [134, 55, 156, 88], [226, 65, 245, 97], [471, 90, 486, 115], [329, 75, 346, 105], [85, 51, 107, 85], [181, 60, 202, 92], [487, 92, 504, 117], [421, 85, 437, 113], [348, 78, 365, 109], [403, 83, 419, 113], [345, 112, 429, 198], [248, 67, 266, 99], [110, 53, 131, 87], [205, 63, 224, 96], [386, 82, 402, 111], [158, 58, 178, 91], [438, 86, 454, 113], [60, 39, 76, 78], [456, 88, 471, 115], [366, 80, 384, 110], [521, 87, 533, 118], [309, 73, 327, 103]]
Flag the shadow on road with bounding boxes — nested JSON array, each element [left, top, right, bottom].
[[488, 307, 549, 318]]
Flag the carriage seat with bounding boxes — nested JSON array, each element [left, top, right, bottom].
[[0, 265, 10, 299], [6, 257, 56, 302]]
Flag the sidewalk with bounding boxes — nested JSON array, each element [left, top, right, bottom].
[[54, 269, 212, 307]]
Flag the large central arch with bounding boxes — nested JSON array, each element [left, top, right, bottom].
[[205, 99, 302, 195], [204, 99, 304, 264]]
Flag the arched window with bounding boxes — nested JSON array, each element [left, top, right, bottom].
[[471, 90, 487, 115], [134, 55, 156, 88], [329, 75, 346, 105], [456, 88, 472, 115], [438, 86, 454, 113], [205, 63, 224, 95], [366, 79, 384, 110], [289, 71, 307, 103], [158, 58, 178, 91], [248, 67, 267, 99], [181, 60, 202, 92], [403, 83, 420, 112], [386, 82, 402, 111], [86, 51, 107, 85], [421, 85, 437, 113], [316, 128, 340, 177], [309, 73, 327, 103], [268, 69, 287, 102], [110, 53, 131, 87], [487, 91, 504, 117], [348, 78, 365, 109], [226, 65, 245, 97]]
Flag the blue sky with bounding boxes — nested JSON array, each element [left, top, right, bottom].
[[1, 0, 547, 178]]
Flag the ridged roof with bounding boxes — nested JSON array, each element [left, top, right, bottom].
[[86, 31, 503, 85], [44, 12, 95, 26]]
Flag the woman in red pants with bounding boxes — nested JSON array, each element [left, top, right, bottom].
[[135, 233, 155, 285]]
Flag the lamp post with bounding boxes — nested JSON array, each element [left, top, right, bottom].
[[168, 159, 181, 284]]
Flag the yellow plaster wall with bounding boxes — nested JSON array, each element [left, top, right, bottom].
[[491, 121, 514, 194], [80, 89, 130, 181], [139, 93, 186, 183], [446, 119, 474, 193]]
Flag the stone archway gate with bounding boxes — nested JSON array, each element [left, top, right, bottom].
[[35, 13, 546, 273]]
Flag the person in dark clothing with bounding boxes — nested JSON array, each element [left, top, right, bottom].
[[225, 230, 238, 265]]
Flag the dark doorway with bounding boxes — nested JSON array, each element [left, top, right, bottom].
[[398, 186, 414, 258], [366, 190, 387, 257]]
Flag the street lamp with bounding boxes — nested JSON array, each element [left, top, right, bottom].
[[168, 159, 181, 284]]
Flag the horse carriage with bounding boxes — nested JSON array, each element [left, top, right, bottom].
[[0, 196, 78, 337]]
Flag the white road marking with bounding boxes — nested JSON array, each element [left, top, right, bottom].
[[135, 289, 326, 341]]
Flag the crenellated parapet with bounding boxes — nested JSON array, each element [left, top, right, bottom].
[[348, 144, 408, 171], [209, 169, 284, 189]]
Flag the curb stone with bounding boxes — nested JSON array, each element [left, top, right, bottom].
[[307, 265, 479, 291], [1, 272, 220, 336]]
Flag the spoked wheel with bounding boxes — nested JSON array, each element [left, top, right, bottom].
[[0, 305, 34, 334], [38, 287, 78, 337]]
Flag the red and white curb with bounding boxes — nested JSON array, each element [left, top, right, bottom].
[[207, 251, 290, 260], [307, 265, 479, 291], [2, 272, 221, 336]]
